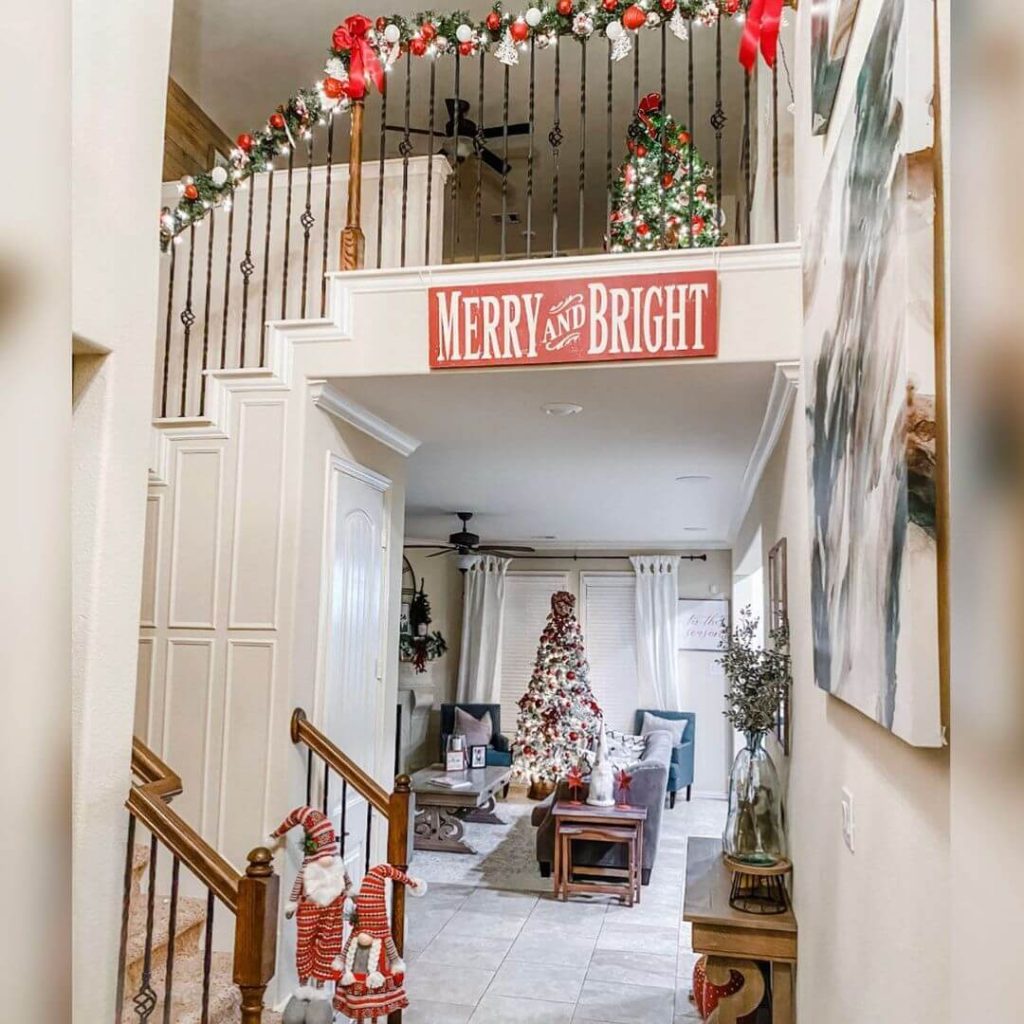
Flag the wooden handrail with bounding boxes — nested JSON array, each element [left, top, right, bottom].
[[291, 707, 391, 816]]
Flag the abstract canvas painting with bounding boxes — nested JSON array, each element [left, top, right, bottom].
[[802, 0, 943, 746], [810, 0, 862, 135]]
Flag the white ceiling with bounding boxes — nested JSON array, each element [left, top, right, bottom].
[[336, 361, 775, 547]]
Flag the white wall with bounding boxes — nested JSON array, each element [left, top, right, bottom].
[[70, 2, 174, 1021]]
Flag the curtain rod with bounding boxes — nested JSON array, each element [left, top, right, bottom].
[[509, 553, 707, 562]]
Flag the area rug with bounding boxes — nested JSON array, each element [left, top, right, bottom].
[[409, 788, 549, 892]]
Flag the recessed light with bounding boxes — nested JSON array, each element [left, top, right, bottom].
[[676, 474, 711, 483], [542, 403, 583, 417], [683, 527, 707, 532]]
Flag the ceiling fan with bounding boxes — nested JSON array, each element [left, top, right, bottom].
[[385, 99, 529, 176], [406, 511, 536, 559]]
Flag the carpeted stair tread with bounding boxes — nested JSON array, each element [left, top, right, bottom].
[[122, 950, 239, 1024], [126, 893, 208, 967]]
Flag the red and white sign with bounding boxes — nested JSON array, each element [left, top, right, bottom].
[[428, 269, 718, 369]]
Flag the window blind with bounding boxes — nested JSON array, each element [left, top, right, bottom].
[[498, 573, 570, 737], [580, 573, 638, 733]]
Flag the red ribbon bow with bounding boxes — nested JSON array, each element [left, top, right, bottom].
[[638, 92, 663, 116], [332, 14, 385, 100], [738, 0, 784, 72]]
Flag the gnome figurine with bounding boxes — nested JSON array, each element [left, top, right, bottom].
[[271, 806, 351, 1024], [586, 724, 616, 807], [332, 864, 427, 1021]]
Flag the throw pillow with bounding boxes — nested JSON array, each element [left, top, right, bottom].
[[605, 729, 647, 768], [455, 707, 493, 748], [641, 711, 689, 745]]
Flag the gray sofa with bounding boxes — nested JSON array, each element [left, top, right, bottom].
[[532, 729, 673, 886]]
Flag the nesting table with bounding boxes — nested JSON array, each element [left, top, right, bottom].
[[552, 801, 647, 906]]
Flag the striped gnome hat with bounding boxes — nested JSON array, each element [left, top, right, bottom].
[[352, 864, 427, 939], [271, 806, 338, 863]]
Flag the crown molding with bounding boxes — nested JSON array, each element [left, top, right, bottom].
[[311, 381, 421, 457], [729, 360, 801, 543]]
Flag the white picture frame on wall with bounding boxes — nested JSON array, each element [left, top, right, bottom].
[[678, 598, 730, 652]]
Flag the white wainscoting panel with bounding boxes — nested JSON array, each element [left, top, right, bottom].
[[140, 495, 162, 627], [135, 639, 155, 739], [228, 401, 286, 630], [168, 448, 223, 629]]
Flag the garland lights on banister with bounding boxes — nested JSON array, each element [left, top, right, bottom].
[[160, 0, 788, 249]]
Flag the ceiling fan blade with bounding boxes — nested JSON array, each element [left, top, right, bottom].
[[426, 548, 456, 558], [481, 123, 531, 138], [478, 544, 537, 553], [481, 147, 511, 176], [384, 125, 434, 136]]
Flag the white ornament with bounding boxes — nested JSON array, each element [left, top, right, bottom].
[[383, 23, 401, 44], [525, 6, 543, 26], [610, 28, 633, 59], [605, 18, 624, 39], [573, 12, 594, 35], [435, 35, 449, 52], [495, 29, 520, 64], [646, 10, 660, 27], [210, 166, 228, 187], [456, 23, 473, 42], [325, 57, 347, 79], [669, 7, 688, 39]]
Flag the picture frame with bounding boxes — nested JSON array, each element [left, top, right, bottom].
[[678, 598, 730, 651], [768, 538, 791, 755], [469, 745, 487, 769], [445, 749, 466, 772]]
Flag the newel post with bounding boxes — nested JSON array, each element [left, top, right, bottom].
[[387, 774, 413, 1024], [234, 847, 280, 1024], [340, 99, 366, 270]]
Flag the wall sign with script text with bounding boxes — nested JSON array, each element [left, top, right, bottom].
[[428, 269, 718, 369], [678, 598, 730, 652]]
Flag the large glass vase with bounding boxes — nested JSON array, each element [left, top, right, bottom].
[[723, 731, 786, 866]]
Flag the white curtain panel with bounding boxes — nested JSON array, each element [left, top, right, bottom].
[[630, 555, 681, 710], [456, 555, 511, 704]]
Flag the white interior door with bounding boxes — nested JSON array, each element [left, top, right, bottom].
[[322, 455, 390, 879]]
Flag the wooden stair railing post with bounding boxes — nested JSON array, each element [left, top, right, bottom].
[[233, 847, 280, 1024], [340, 99, 366, 270], [387, 774, 412, 1024]]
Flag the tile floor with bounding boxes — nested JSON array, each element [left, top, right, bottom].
[[402, 793, 726, 1024]]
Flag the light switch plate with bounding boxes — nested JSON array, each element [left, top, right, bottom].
[[841, 788, 855, 852]]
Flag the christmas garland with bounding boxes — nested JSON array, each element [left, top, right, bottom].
[[160, 0, 749, 249]]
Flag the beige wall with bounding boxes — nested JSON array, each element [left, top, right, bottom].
[[70, 1, 175, 1020]]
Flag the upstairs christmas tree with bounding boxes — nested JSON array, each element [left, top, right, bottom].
[[609, 92, 722, 252], [515, 591, 603, 796]]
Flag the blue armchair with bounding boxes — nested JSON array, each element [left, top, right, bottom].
[[634, 709, 695, 808], [439, 703, 513, 769]]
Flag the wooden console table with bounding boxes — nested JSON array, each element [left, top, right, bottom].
[[683, 837, 797, 1024]]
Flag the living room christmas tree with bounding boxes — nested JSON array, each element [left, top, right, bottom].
[[608, 92, 722, 252], [515, 591, 603, 798]]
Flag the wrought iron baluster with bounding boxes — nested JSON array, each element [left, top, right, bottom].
[[660, 20, 667, 101], [660, 24, 667, 248], [550, 42, 562, 257], [633, 31, 640, 111], [321, 112, 336, 314], [526, 39, 536, 257], [114, 814, 136, 1024], [424, 60, 437, 265], [400, 49, 412, 268], [132, 834, 159, 1021], [239, 178, 257, 367], [219, 201, 235, 370], [340, 778, 349, 860], [199, 212, 215, 416], [577, 38, 587, 253], [376, 85, 388, 269], [687, 15, 695, 246], [180, 225, 197, 416], [772, 61, 780, 242], [474, 52, 486, 262], [258, 168, 274, 365], [365, 804, 373, 876], [712, 14, 725, 240], [605, 41, 613, 246], [161, 856, 181, 1024], [200, 890, 214, 1024], [281, 151, 294, 319], [300, 136, 315, 319], [323, 764, 330, 817], [453, 53, 462, 255], [500, 62, 510, 259], [305, 748, 313, 806], [743, 69, 752, 244], [160, 245, 176, 419]]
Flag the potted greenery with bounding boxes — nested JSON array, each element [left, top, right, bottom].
[[399, 582, 447, 673], [719, 607, 791, 866]]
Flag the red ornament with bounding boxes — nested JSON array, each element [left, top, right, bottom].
[[183, 184, 199, 201], [236, 133, 253, 153], [602, 0, 618, 11], [323, 76, 347, 100], [486, 10, 502, 30], [678, 129, 691, 144], [510, 18, 530, 40], [420, 22, 437, 41], [269, 112, 286, 130], [662, 172, 676, 188], [459, 40, 475, 55], [636, 144, 648, 157], [692, 215, 706, 233], [622, 4, 646, 30], [375, 16, 387, 32], [660, 0, 676, 9], [637, 223, 650, 236], [409, 35, 427, 56], [725, 0, 740, 11], [566, 671, 576, 680], [557, 0, 574, 13], [568, 731, 579, 741]]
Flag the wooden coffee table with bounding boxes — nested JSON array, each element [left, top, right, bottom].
[[410, 764, 513, 855]]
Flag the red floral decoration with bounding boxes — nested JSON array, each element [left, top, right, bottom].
[[614, 768, 633, 807], [566, 765, 585, 804]]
